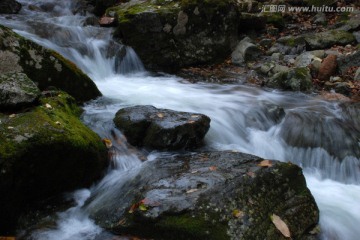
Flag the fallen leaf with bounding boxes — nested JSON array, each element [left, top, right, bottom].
[[7, 126, 14, 130], [258, 160, 272, 167], [187, 120, 196, 124], [232, 209, 244, 218], [190, 114, 200, 118], [209, 166, 217, 171], [186, 189, 198, 194], [128, 203, 138, 213], [271, 214, 291, 238], [45, 103, 52, 109], [102, 138, 113, 148], [9, 114, 16, 118], [139, 203, 147, 211], [0, 237, 16, 240], [247, 171, 256, 178], [157, 113, 164, 118], [117, 218, 126, 226], [55, 121, 61, 125], [191, 170, 199, 174]]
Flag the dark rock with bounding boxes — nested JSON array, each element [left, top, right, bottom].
[[266, 67, 313, 91], [231, 37, 261, 65], [0, 25, 101, 103], [0, 72, 40, 111], [94, 0, 117, 16], [354, 31, 360, 43], [114, 105, 210, 150], [304, 30, 356, 50], [238, 13, 266, 32], [0, 92, 108, 234], [337, 51, 360, 74], [355, 67, 360, 80], [0, 0, 21, 14], [110, 0, 239, 72], [317, 54, 337, 81], [271, 36, 306, 55], [280, 109, 360, 160], [85, 151, 319, 240]]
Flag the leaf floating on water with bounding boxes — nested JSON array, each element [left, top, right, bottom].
[[102, 138, 113, 148], [271, 214, 291, 238], [186, 188, 198, 194], [45, 103, 52, 109], [157, 113, 164, 118], [258, 160, 272, 167], [209, 166, 217, 171], [232, 209, 244, 218]]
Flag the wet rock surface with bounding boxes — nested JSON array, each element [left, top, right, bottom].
[[0, 0, 21, 14], [85, 151, 319, 240], [114, 105, 210, 150], [0, 72, 41, 110], [0, 25, 101, 102], [0, 92, 108, 234]]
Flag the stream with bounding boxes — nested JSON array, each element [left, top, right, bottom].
[[1, 1, 360, 239]]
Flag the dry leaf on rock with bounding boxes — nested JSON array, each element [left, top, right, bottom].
[[258, 160, 272, 167], [186, 189, 198, 194], [102, 138, 113, 148], [271, 214, 291, 238]]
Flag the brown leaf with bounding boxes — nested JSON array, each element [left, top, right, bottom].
[[258, 160, 272, 167], [190, 114, 200, 118], [102, 138, 113, 148], [0, 237, 16, 240], [271, 214, 291, 238], [186, 189, 198, 194], [209, 166, 217, 171], [187, 120, 196, 124], [157, 113, 164, 118]]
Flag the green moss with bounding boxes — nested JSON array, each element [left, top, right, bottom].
[[264, 13, 285, 28]]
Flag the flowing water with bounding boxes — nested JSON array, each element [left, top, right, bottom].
[[1, 1, 360, 239]]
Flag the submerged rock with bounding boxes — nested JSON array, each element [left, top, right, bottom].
[[85, 151, 319, 240], [114, 105, 210, 150], [0, 92, 108, 234], [0, 25, 101, 102], [0, 72, 41, 110], [0, 0, 21, 14], [108, 0, 239, 71]]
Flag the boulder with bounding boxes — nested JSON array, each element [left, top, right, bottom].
[[113, 105, 210, 150], [266, 67, 313, 91], [337, 51, 360, 74], [231, 37, 261, 65], [317, 54, 337, 81], [0, 0, 21, 14], [279, 109, 360, 160], [0, 25, 101, 102], [270, 36, 306, 55], [108, 0, 240, 72], [0, 72, 41, 110], [0, 92, 108, 234], [304, 30, 356, 50], [85, 151, 319, 240]]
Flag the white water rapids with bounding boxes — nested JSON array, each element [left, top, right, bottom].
[[1, 1, 360, 239]]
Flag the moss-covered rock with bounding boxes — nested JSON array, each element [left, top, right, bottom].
[[0, 92, 108, 234], [0, 25, 101, 102], [266, 67, 313, 91], [0, 0, 21, 14], [108, 0, 240, 72], [85, 151, 319, 240], [304, 30, 356, 50], [0, 72, 41, 111]]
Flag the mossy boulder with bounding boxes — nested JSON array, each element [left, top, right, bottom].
[[0, 25, 101, 102], [0, 92, 108, 234], [304, 30, 356, 50], [114, 105, 211, 150], [0, 72, 41, 111], [85, 151, 319, 240], [266, 67, 313, 91], [108, 0, 240, 72]]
